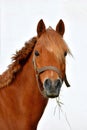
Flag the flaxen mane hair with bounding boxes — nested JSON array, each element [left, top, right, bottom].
[[0, 37, 37, 88]]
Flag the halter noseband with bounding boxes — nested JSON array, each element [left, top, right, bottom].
[[33, 54, 70, 96]]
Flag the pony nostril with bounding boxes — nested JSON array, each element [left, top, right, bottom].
[[44, 78, 52, 89], [54, 79, 62, 88]]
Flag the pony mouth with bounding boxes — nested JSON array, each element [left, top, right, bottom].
[[46, 94, 59, 98], [45, 89, 60, 98]]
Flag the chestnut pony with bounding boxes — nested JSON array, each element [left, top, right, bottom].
[[0, 19, 71, 130]]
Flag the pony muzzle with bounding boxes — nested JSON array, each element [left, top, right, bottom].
[[43, 78, 62, 98]]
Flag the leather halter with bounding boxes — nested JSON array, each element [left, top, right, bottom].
[[33, 54, 70, 96]]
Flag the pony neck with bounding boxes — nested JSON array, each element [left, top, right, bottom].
[[12, 53, 48, 129]]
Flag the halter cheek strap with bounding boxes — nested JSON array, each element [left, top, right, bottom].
[[64, 74, 70, 87]]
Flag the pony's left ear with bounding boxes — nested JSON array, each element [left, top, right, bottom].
[[37, 19, 46, 37], [56, 19, 65, 36]]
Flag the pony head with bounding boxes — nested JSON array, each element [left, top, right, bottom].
[[33, 19, 70, 98]]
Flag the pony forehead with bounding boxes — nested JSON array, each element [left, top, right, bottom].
[[37, 28, 70, 60]]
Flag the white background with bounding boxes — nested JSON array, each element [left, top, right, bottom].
[[0, 0, 87, 130]]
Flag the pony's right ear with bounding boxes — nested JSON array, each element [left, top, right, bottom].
[[37, 19, 46, 37]]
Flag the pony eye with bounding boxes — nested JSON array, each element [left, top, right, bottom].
[[35, 50, 40, 56], [64, 51, 67, 57]]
